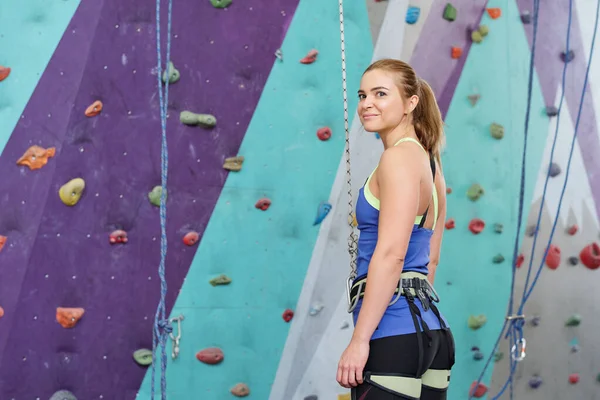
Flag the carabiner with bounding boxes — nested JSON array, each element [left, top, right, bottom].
[[511, 337, 526, 362]]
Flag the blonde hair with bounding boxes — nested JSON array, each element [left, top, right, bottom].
[[363, 59, 445, 162]]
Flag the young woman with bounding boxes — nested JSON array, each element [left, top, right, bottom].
[[336, 59, 455, 400]]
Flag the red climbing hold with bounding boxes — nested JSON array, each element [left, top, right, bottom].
[[196, 347, 224, 365], [255, 198, 271, 211], [183, 231, 199, 246], [451, 47, 462, 59], [317, 127, 332, 141], [580, 243, 600, 270], [445, 218, 455, 230], [282, 308, 294, 322], [486, 8, 501, 19], [0, 66, 10, 82], [516, 253, 524, 269], [545, 245, 561, 270], [567, 224, 578, 235], [568, 373, 579, 384], [469, 381, 488, 398], [468, 218, 485, 234], [0, 235, 6, 253], [300, 49, 318, 64], [109, 230, 128, 244], [446, 187, 452, 194]]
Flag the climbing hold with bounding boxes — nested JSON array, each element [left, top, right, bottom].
[[567, 224, 578, 235], [494, 351, 504, 362], [196, 347, 224, 365], [486, 8, 501, 19], [516, 253, 524, 268], [406, 6, 420, 24], [210, 0, 232, 8], [569, 337, 580, 352], [490, 123, 504, 139], [451, 46, 462, 59], [478, 25, 489, 37], [304, 395, 318, 400], [468, 218, 485, 234], [351, 212, 358, 227], [161, 61, 180, 84], [546, 105, 559, 116], [282, 308, 294, 322], [492, 254, 505, 264], [528, 375, 543, 389], [59, 178, 85, 206], [568, 256, 579, 266], [300, 49, 318, 64], [467, 94, 480, 106], [545, 244, 561, 269], [471, 346, 480, 351], [467, 183, 484, 201], [85, 100, 103, 117], [337, 394, 351, 400], [309, 303, 324, 316], [526, 225, 537, 237], [568, 373, 580, 384], [49, 390, 77, 400], [561, 50, 575, 63], [442, 3, 457, 21], [109, 230, 128, 244], [255, 197, 271, 211], [180, 111, 217, 128], [313, 201, 332, 225], [275, 49, 283, 61], [16, 145, 56, 170], [183, 231, 199, 246], [133, 348, 153, 366], [209, 274, 232, 286], [317, 126, 332, 141], [549, 162, 561, 177], [469, 382, 488, 398], [468, 314, 487, 330], [471, 30, 483, 44], [473, 351, 484, 360], [565, 314, 581, 327], [0, 235, 6, 253], [0, 306, 4, 318], [494, 223, 503, 233], [56, 307, 85, 328], [230, 383, 250, 397], [444, 218, 455, 230], [521, 11, 532, 24], [340, 321, 350, 329], [530, 315, 541, 326], [148, 185, 165, 207], [223, 155, 244, 172], [0, 66, 11, 82], [446, 187, 452, 194], [579, 243, 600, 270]]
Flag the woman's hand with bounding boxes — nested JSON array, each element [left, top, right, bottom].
[[336, 338, 370, 388]]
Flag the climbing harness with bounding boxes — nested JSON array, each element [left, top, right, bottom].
[[150, 0, 174, 398], [470, 0, 600, 397], [169, 314, 185, 360]]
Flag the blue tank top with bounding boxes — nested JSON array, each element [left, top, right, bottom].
[[351, 137, 449, 339]]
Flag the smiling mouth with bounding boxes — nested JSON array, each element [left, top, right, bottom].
[[363, 114, 378, 118]]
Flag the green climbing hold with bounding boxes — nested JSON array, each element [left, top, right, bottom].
[[180, 111, 217, 128], [467, 94, 480, 106], [133, 348, 153, 366], [494, 351, 504, 362], [565, 314, 582, 327], [490, 123, 504, 139], [468, 314, 487, 330], [478, 25, 489, 37], [148, 186, 165, 207], [492, 254, 505, 264], [494, 223, 503, 233], [443, 3, 457, 21], [471, 30, 483, 43], [50, 390, 77, 400], [211, 0, 232, 8], [209, 274, 232, 286], [467, 183, 484, 201], [162, 61, 180, 84]]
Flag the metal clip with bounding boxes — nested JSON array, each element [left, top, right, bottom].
[[169, 314, 184, 360], [511, 337, 526, 361]]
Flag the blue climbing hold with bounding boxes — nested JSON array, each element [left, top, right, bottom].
[[313, 201, 332, 226], [375, 133, 380, 139], [406, 6, 420, 24]]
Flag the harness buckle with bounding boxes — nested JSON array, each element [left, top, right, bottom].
[[511, 337, 526, 362]]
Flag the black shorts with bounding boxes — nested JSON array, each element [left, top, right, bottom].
[[351, 328, 456, 400]]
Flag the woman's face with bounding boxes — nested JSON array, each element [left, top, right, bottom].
[[357, 69, 414, 134]]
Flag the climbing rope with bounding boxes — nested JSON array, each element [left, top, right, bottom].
[[470, 0, 600, 397], [150, 0, 174, 398], [337, 0, 360, 313]]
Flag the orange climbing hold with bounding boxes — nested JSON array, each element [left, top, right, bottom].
[[85, 100, 103, 117], [468, 218, 485, 234], [56, 307, 85, 328], [445, 218, 455, 230], [0, 66, 10, 82], [300, 49, 318, 64], [255, 198, 271, 211], [567, 224, 578, 235], [545, 245, 561, 270], [451, 46, 462, 59], [487, 8, 501, 19], [196, 347, 224, 365], [580, 242, 600, 270], [0, 235, 6, 253], [0, 306, 4, 318], [469, 381, 488, 398], [16, 145, 56, 170], [183, 231, 199, 246]]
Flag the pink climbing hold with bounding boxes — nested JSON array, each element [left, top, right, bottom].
[[469, 381, 488, 398], [545, 245, 561, 270], [282, 308, 294, 322], [196, 347, 224, 365], [445, 218, 455, 230], [109, 230, 128, 244], [579, 243, 600, 270], [568, 373, 579, 384], [255, 198, 271, 211], [567, 224, 578, 235], [468, 218, 485, 234], [300, 49, 318, 64], [317, 127, 332, 141], [183, 231, 199, 246]]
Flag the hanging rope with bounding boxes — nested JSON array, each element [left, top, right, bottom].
[[469, 0, 600, 397], [150, 0, 174, 398]]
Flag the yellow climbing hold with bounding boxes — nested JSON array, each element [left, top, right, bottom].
[[338, 393, 351, 400], [59, 178, 85, 206]]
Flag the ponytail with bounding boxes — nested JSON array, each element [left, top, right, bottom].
[[413, 78, 445, 163]]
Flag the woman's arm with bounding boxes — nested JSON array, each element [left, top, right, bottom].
[[427, 159, 446, 285], [351, 146, 422, 343]]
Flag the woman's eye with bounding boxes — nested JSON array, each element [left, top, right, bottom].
[[377, 91, 386, 97]]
